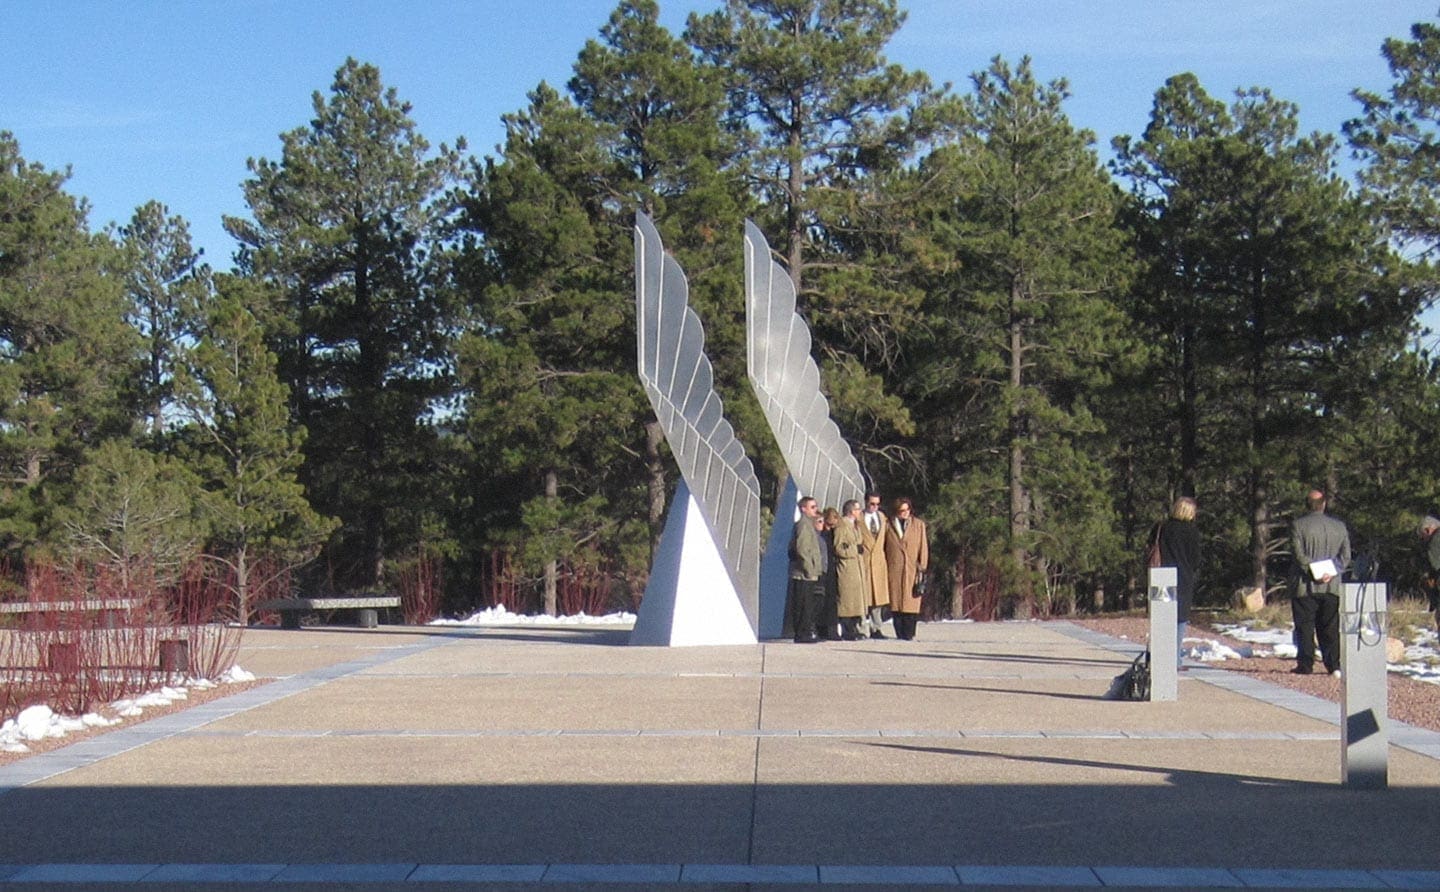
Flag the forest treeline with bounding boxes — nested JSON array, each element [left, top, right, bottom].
[[6, 0, 1440, 619]]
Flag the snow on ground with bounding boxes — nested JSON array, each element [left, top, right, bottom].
[[1211, 622, 1440, 684], [430, 605, 636, 627], [0, 664, 257, 754]]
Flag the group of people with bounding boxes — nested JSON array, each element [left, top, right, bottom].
[[787, 494, 929, 642], [1155, 487, 1392, 678], [781, 482, 1435, 666]]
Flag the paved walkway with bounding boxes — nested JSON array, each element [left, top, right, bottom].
[[1, 620, 1438, 890]]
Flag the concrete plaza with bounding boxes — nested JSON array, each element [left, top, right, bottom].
[[0, 619, 1438, 890]]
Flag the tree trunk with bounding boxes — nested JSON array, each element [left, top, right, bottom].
[[948, 556, 965, 620], [1247, 271, 1269, 596], [1250, 469, 1270, 597], [1179, 314, 1199, 497], [786, 88, 805, 298], [544, 470, 558, 616], [235, 547, 251, 625], [355, 231, 387, 590], [1008, 280, 1029, 573]]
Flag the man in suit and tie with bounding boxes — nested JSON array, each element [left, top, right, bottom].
[[859, 493, 889, 638], [1288, 488, 1350, 676]]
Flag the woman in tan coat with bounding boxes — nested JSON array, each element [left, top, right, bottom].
[[833, 500, 869, 640], [884, 497, 929, 640]]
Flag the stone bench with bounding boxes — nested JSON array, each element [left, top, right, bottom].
[[0, 598, 147, 629], [257, 596, 401, 629]]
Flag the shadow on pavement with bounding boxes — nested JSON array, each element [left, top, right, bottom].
[[0, 778, 1436, 870]]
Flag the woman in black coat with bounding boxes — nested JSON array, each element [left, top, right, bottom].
[[1156, 497, 1201, 667]]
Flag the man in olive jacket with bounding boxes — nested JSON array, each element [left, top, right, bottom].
[[788, 497, 824, 643], [1289, 489, 1351, 675]]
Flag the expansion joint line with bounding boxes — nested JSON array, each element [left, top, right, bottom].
[[746, 643, 770, 865]]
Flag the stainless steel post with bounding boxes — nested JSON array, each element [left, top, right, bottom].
[[1341, 581, 1388, 789], [1147, 566, 1178, 702]]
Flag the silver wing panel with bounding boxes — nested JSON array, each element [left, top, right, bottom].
[[635, 212, 761, 630], [743, 220, 866, 513]]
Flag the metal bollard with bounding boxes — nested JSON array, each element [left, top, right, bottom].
[[1341, 582, 1388, 789], [1147, 567, 1178, 702]]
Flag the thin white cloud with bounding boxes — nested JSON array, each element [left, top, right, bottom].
[[9, 101, 165, 132]]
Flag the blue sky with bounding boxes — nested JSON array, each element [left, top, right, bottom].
[[2, 0, 1435, 270]]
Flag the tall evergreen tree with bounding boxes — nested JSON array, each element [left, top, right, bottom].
[[570, 0, 759, 552], [224, 59, 465, 590], [457, 83, 650, 613], [456, 2, 761, 610], [117, 200, 210, 438], [0, 133, 137, 556], [686, 0, 947, 491], [173, 275, 337, 619], [1347, 17, 1440, 269], [1115, 76, 1409, 597], [907, 57, 1135, 612], [686, 0, 941, 294]]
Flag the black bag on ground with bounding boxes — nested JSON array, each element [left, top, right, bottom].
[[1106, 650, 1150, 701]]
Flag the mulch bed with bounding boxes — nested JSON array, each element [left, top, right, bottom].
[[1066, 616, 1440, 733], [0, 679, 267, 768]]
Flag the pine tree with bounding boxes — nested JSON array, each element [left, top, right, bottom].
[[457, 83, 650, 612], [685, 0, 947, 495], [173, 275, 337, 619], [456, 2, 766, 610], [224, 59, 464, 590], [570, 0, 760, 553], [0, 132, 137, 556], [908, 57, 1136, 612], [1115, 76, 1408, 597], [1347, 18, 1440, 265], [686, 0, 941, 294], [117, 200, 210, 438]]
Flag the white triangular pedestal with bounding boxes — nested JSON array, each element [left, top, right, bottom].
[[630, 480, 757, 647], [759, 476, 800, 639]]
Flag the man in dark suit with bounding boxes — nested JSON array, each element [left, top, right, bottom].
[[1289, 489, 1351, 676]]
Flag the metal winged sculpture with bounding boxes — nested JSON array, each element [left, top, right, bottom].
[[632, 212, 761, 643], [743, 220, 866, 512], [745, 220, 868, 638]]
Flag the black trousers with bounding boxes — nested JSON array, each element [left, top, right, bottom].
[[790, 578, 823, 641], [893, 611, 919, 640], [819, 581, 840, 639], [1291, 592, 1341, 672]]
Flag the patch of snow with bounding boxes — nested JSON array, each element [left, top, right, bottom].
[[1215, 621, 1438, 683], [218, 665, 255, 683], [0, 704, 116, 752], [1185, 638, 1247, 662], [4, 665, 255, 747], [430, 605, 636, 627]]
